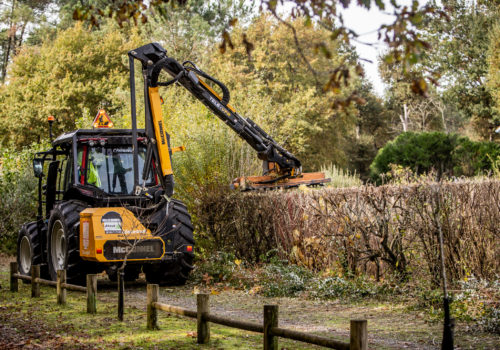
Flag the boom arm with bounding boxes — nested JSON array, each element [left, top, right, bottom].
[[129, 43, 327, 193]]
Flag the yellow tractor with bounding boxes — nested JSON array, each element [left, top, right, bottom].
[[17, 43, 329, 285]]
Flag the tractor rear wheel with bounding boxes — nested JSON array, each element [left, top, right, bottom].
[[47, 200, 97, 285], [17, 222, 48, 281], [144, 199, 194, 286]]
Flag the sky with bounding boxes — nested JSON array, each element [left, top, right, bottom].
[[339, 0, 431, 96], [339, 4, 400, 97]]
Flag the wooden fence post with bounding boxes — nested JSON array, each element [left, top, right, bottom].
[[57, 269, 66, 305], [86, 274, 97, 314], [197, 293, 210, 344], [10, 262, 18, 292], [118, 268, 124, 321], [147, 284, 159, 330], [350, 320, 367, 350], [31, 265, 40, 298], [263, 305, 278, 350]]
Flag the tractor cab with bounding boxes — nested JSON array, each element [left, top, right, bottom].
[[33, 128, 159, 220]]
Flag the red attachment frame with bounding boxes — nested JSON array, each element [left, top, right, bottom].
[[80, 145, 88, 185], [152, 159, 159, 185], [78, 137, 146, 143]]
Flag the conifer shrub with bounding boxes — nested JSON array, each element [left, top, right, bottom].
[[370, 132, 500, 182]]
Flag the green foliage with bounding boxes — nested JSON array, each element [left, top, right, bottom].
[[451, 278, 500, 333], [191, 251, 238, 284], [160, 86, 262, 210], [73, 0, 451, 100], [380, 1, 500, 139], [415, 278, 499, 334], [207, 14, 360, 171], [260, 259, 314, 297], [310, 275, 396, 299], [370, 131, 500, 181], [0, 0, 53, 81], [487, 21, 500, 128], [0, 22, 143, 148], [370, 132, 457, 180], [143, 0, 255, 60], [452, 137, 500, 176], [0, 143, 47, 253], [421, 0, 500, 139], [348, 81, 394, 180], [193, 253, 398, 300]]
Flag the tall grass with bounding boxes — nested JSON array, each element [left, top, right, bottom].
[[320, 163, 362, 188]]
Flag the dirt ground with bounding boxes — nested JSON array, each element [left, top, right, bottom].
[[0, 254, 497, 349]]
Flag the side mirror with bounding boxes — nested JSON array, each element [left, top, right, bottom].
[[33, 159, 44, 178]]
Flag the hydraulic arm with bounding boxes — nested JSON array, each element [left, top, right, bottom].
[[128, 43, 329, 192]]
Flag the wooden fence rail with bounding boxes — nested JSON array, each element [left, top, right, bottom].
[[9, 264, 367, 349], [146, 284, 367, 350], [10, 262, 97, 313]]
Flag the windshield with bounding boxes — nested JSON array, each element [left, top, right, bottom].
[[78, 145, 155, 194]]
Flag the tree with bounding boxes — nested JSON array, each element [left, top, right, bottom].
[[73, 0, 447, 104], [487, 21, 500, 128], [348, 81, 393, 180], [380, 59, 450, 133], [207, 15, 361, 170], [142, 0, 255, 62], [0, 0, 53, 82], [0, 22, 143, 147], [421, 0, 499, 140]]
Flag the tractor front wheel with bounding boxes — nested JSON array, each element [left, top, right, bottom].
[[47, 200, 97, 285]]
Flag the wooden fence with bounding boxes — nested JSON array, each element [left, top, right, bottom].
[[9, 263, 368, 349], [146, 284, 368, 350], [9, 262, 97, 314]]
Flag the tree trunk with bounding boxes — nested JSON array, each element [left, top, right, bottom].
[[1, 0, 17, 82]]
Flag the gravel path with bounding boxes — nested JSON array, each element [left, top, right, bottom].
[[96, 278, 447, 349]]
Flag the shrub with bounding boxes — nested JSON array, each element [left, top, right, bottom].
[[452, 137, 500, 176], [370, 132, 500, 182], [452, 278, 500, 333], [415, 278, 499, 334], [370, 132, 457, 181], [260, 263, 396, 299], [309, 275, 398, 299], [192, 179, 499, 285], [0, 145, 43, 253], [190, 251, 238, 285], [260, 259, 314, 297]]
